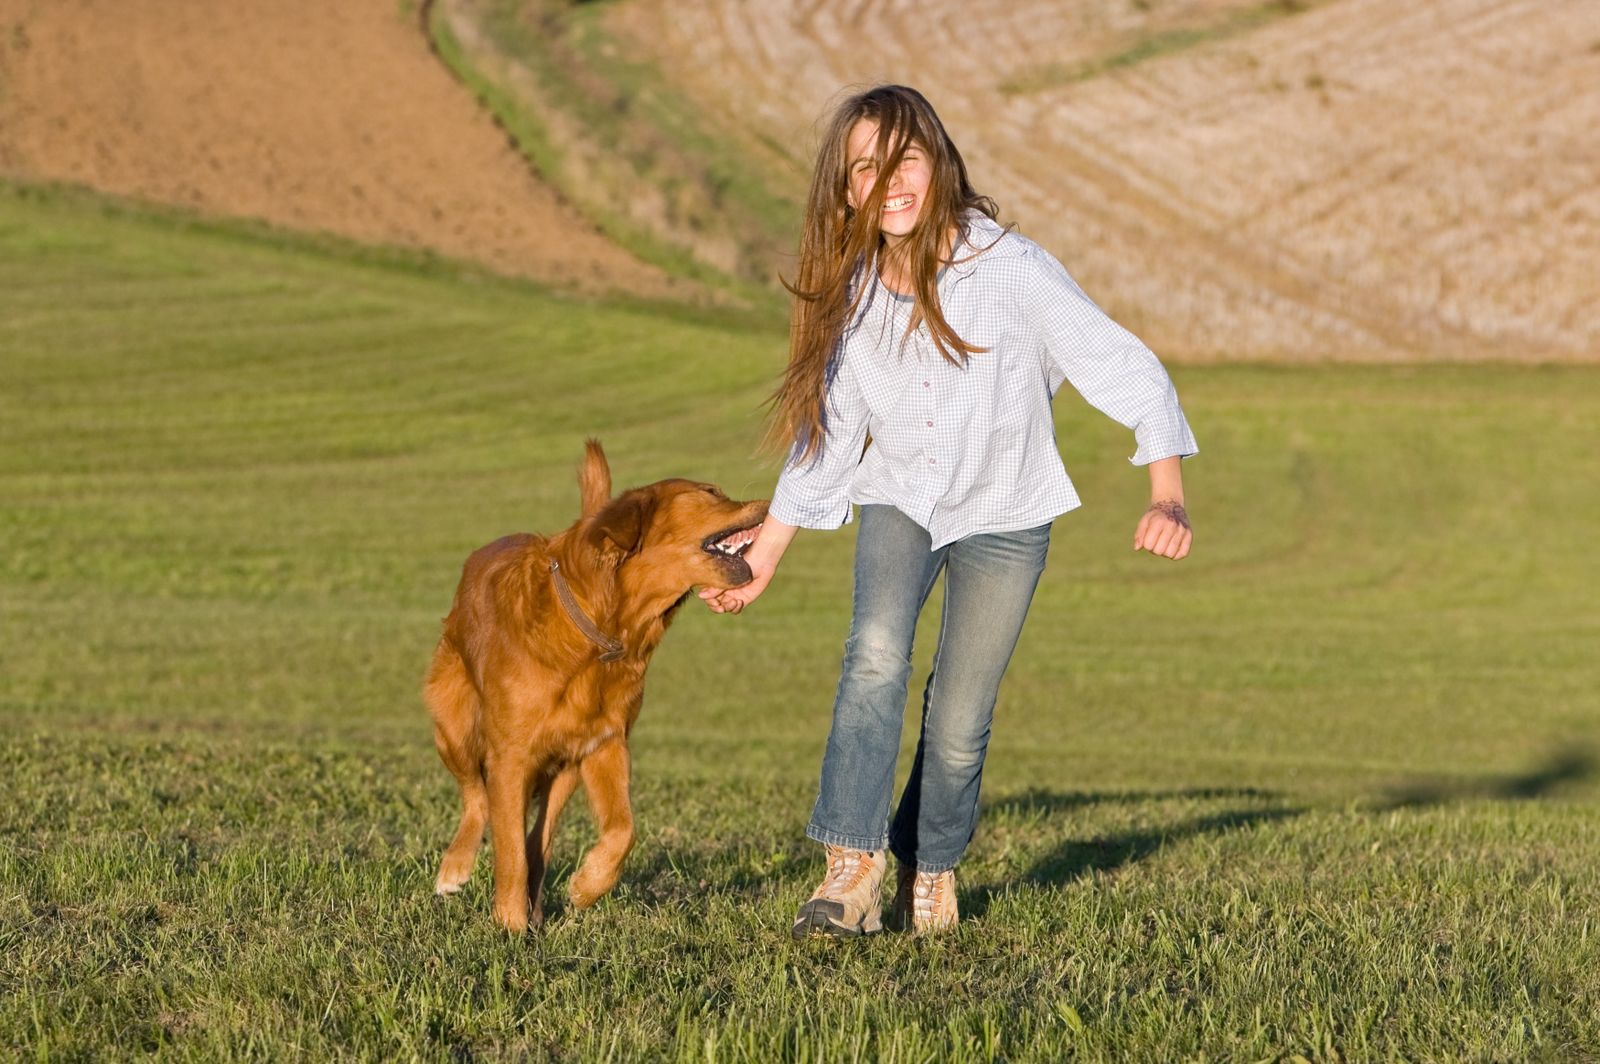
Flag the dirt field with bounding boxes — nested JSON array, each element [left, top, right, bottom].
[[613, 0, 1600, 361], [0, 0, 669, 295]]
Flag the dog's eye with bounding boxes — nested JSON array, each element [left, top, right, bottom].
[[699, 485, 725, 500]]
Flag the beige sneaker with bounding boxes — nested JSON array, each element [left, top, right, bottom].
[[791, 846, 886, 939], [891, 863, 959, 935]]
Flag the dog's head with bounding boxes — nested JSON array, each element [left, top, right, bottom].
[[578, 441, 769, 592]]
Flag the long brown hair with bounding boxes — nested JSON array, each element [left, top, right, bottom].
[[770, 85, 1000, 463]]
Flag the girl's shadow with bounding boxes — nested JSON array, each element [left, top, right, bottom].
[[960, 750, 1593, 919], [961, 788, 1301, 919]]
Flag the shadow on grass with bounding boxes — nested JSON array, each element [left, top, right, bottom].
[[1375, 748, 1595, 810], [961, 747, 1595, 919], [962, 804, 1306, 920], [533, 749, 1594, 922]]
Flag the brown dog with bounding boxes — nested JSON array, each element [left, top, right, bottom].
[[424, 440, 768, 931]]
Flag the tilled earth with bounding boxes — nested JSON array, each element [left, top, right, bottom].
[[613, 0, 1600, 361], [0, 0, 671, 295]]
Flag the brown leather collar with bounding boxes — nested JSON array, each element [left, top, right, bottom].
[[549, 560, 625, 663]]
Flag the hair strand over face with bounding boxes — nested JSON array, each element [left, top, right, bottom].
[[766, 85, 1003, 464]]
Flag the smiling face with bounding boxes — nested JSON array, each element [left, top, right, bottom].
[[844, 118, 932, 249]]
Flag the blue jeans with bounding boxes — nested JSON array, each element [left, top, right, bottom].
[[806, 504, 1051, 872]]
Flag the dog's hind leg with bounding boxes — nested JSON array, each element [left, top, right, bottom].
[[534, 764, 581, 867], [425, 641, 487, 896], [522, 765, 581, 922], [523, 765, 577, 928], [568, 740, 635, 909]]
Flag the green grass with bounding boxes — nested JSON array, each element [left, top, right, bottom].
[[1000, 0, 1330, 95], [3, 183, 1599, 1061], [425, 0, 798, 299]]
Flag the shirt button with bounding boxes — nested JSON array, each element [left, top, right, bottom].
[[923, 381, 930, 388], [928, 458, 937, 465], [926, 420, 934, 427]]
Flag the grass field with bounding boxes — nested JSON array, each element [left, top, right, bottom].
[[3, 184, 1598, 1061]]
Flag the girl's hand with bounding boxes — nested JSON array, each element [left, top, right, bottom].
[[1134, 499, 1192, 560], [699, 561, 776, 614], [698, 515, 798, 615]]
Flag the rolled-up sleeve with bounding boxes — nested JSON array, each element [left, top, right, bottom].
[[1026, 248, 1198, 465], [769, 355, 870, 529]]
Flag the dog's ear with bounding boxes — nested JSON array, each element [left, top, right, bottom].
[[587, 491, 652, 560], [579, 438, 611, 517]]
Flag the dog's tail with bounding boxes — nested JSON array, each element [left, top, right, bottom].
[[579, 438, 611, 517]]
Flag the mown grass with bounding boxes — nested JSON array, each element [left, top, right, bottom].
[[2, 183, 1599, 1061]]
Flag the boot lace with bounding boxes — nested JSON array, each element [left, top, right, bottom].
[[820, 846, 875, 897], [913, 870, 952, 922]]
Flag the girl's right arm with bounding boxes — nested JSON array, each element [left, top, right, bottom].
[[702, 351, 869, 614], [698, 517, 798, 614]]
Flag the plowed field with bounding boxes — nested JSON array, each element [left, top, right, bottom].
[[0, 0, 668, 294], [613, 0, 1600, 360]]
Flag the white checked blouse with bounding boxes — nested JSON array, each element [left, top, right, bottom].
[[769, 212, 1198, 550]]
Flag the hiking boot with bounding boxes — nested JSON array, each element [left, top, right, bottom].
[[791, 845, 885, 939], [891, 862, 958, 935]]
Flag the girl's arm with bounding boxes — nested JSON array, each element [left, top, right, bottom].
[[1023, 246, 1196, 561], [703, 353, 869, 614], [1134, 455, 1191, 560], [1025, 247, 1198, 468], [699, 516, 798, 613]]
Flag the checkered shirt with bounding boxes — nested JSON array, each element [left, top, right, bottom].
[[769, 213, 1198, 550]]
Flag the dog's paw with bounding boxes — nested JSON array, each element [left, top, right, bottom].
[[567, 871, 612, 910], [492, 905, 531, 933], [434, 857, 475, 896]]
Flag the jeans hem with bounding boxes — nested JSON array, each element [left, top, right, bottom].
[[806, 824, 889, 853], [888, 840, 960, 874]]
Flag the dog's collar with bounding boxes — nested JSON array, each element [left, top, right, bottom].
[[549, 560, 625, 663]]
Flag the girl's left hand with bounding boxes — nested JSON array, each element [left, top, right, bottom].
[[1134, 500, 1192, 560]]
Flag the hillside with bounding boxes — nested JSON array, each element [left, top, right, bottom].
[[609, 0, 1600, 361], [1, 0, 1593, 359], [0, 0, 670, 295]]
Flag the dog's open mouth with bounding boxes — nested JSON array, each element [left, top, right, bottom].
[[702, 522, 763, 559]]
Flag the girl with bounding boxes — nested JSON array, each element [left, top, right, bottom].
[[701, 85, 1196, 937]]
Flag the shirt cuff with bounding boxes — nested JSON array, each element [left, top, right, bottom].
[[768, 489, 855, 531], [1127, 412, 1199, 466]]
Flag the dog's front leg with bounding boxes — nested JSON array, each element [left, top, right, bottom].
[[487, 749, 537, 931], [568, 740, 634, 909]]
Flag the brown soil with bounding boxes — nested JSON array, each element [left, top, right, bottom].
[[0, 0, 671, 296], [613, 0, 1600, 361]]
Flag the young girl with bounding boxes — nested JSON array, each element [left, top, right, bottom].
[[700, 85, 1197, 937]]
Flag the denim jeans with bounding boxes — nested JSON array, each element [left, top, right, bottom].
[[806, 504, 1051, 872]]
